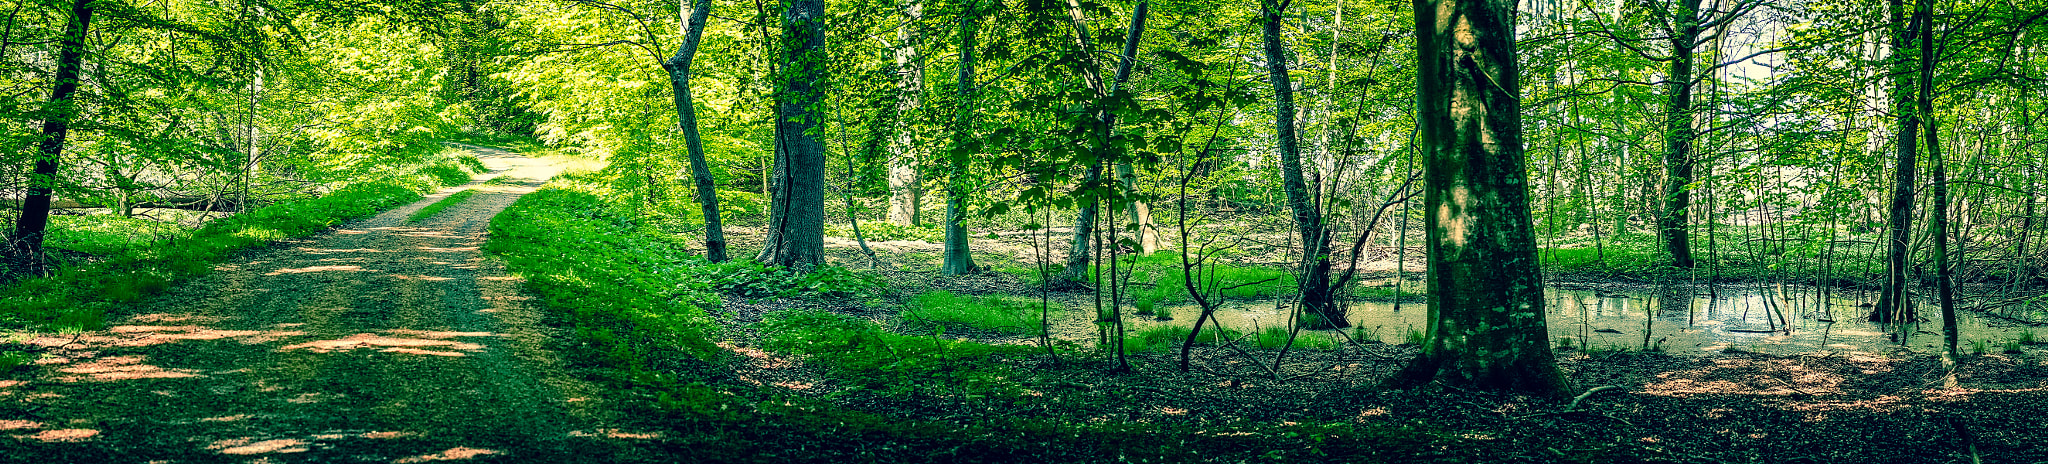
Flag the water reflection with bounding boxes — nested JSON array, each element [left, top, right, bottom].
[[1096, 282, 2041, 356]]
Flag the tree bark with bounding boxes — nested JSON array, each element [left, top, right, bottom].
[[887, 0, 924, 227], [1873, 0, 1922, 323], [1658, 0, 1702, 269], [1917, 0, 1956, 387], [1262, 0, 1344, 329], [940, 0, 983, 275], [1391, 0, 1569, 397], [665, 0, 729, 262], [9, 0, 92, 271], [758, 0, 828, 268]]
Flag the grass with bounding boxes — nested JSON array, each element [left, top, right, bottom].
[[1539, 227, 1891, 284], [408, 189, 476, 222], [901, 290, 1045, 335], [485, 181, 724, 371]]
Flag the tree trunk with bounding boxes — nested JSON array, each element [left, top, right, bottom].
[[1658, 0, 1702, 269], [1262, 0, 1344, 329], [887, 0, 925, 227], [1056, 0, 1154, 280], [758, 0, 828, 268], [9, 0, 92, 271], [1873, 0, 1921, 323], [1917, 0, 1956, 387], [665, 0, 728, 262], [1392, 0, 1569, 397], [940, 0, 983, 275]]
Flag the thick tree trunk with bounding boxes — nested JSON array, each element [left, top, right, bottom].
[[1391, 0, 1569, 397], [758, 0, 828, 268], [665, 0, 728, 262], [887, 0, 924, 227], [1873, 0, 1921, 322], [1262, 0, 1344, 329], [940, 0, 983, 275], [9, 0, 92, 270], [1658, 0, 1701, 269]]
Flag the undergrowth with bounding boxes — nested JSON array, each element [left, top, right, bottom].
[[900, 290, 1045, 335], [491, 180, 1463, 462]]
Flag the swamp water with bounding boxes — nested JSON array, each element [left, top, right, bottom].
[[1038, 282, 2046, 356]]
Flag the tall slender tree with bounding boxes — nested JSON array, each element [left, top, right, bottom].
[[1873, 0, 1925, 322], [1261, 0, 1345, 328], [887, 0, 925, 227], [665, 0, 729, 262], [1392, 0, 1569, 396], [8, 0, 94, 273], [939, 0, 984, 275]]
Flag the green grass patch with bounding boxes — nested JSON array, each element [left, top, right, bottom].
[[485, 183, 724, 372], [43, 214, 191, 257], [408, 189, 477, 222], [901, 290, 1045, 335]]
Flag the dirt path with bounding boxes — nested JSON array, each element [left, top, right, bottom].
[[1, 147, 673, 463]]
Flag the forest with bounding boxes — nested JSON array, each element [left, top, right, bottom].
[[2, 0, 2047, 461]]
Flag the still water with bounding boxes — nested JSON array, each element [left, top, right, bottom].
[[1094, 282, 2044, 355]]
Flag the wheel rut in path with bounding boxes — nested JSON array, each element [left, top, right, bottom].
[[1, 147, 673, 463]]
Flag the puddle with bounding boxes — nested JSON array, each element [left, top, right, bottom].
[[1040, 282, 2046, 356]]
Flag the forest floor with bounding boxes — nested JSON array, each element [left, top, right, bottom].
[[705, 228, 2048, 463], [0, 148, 680, 462]]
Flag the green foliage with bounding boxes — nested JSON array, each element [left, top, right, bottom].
[[2020, 330, 2040, 345], [485, 183, 723, 368], [827, 222, 944, 242], [900, 291, 1044, 335], [1971, 339, 1989, 355], [409, 189, 477, 222], [44, 215, 191, 257], [702, 261, 884, 300], [754, 309, 1032, 395]]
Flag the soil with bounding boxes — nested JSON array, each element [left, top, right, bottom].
[[1, 147, 676, 462]]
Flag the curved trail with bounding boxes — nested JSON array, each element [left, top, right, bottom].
[[1, 147, 672, 462]]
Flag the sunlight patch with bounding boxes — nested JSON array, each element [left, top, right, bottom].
[[392, 447, 500, 463], [279, 333, 486, 354], [27, 428, 99, 442], [266, 265, 365, 275], [213, 438, 309, 455]]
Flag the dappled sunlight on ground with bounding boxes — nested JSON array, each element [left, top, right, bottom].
[[278, 332, 489, 356], [1640, 355, 1851, 397], [212, 437, 311, 455], [570, 429, 663, 440], [267, 265, 366, 275], [55, 355, 206, 382], [392, 447, 500, 463]]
